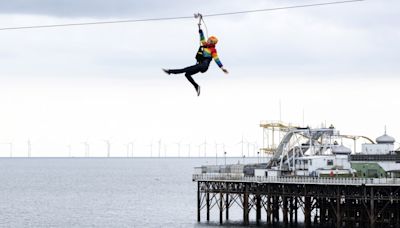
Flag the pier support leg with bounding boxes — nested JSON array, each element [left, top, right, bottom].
[[225, 193, 229, 221], [283, 196, 288, 227], [219, 192, 223, 224], [314, 199, 319, 225], [267, 195, 272, 225], [305, 196, 311, 228], [273, 195, 279, 223], [206, 192, 210, 221], [289, 197, 294, 225], [370, 187, 375, 228], [256, 194, 261, 225], [396, 201, 400, 228], [320, 198, 326, 224], [336, 195, 341, 228], [243, 189, 249, 225], [197, 182, 201, 222], [294, 196, 298, 224]]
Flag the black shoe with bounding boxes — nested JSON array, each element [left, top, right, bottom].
[[196, 85, 201, 96], [162, 69, 171, 75]]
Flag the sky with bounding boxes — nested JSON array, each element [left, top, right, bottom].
[[0, 0, 399, 157]]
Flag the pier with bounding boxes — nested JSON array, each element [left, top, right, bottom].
[[193, 174, 400, 227]]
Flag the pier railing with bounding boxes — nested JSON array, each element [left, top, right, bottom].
[[192, 173, 400, 186]]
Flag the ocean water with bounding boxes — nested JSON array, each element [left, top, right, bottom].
[[0, 158, 295, 228]]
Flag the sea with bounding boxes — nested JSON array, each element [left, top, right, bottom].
[[0, 158, 302, 228]]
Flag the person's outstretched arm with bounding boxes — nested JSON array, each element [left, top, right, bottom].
[[212, 50, 229, 74]]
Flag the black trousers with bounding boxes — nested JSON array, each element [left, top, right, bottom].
[[169, 59, 211, 89]]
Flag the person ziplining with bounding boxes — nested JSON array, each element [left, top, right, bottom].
[[163, 14, 228, 96]]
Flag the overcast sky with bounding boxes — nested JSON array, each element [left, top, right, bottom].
[[0, 0, 399, 157]]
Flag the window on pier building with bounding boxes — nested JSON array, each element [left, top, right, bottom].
[[327, 160, 333, 166]]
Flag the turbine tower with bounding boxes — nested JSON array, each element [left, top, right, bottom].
[[8, 142, 13, 158], [67, 144, 72, 157], [186, 144, 191, 157], [125, 143, 130, 157], [158, 139, 162, 158], [148, 141, 153, 157], [129, 141, 135, 157], [237, 135, 246, 158], [200, 139, 208, 157], [82, 142, 90, 157], [27, 140, 32, 158], [247, 140, 250, 157], [103, 140, 111, 158], [214, 141, 219, 165], [175, 141, 182, 157]]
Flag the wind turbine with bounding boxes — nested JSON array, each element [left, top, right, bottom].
[[237, 135, 246, 158], [9, 142, 13, 158], [27, 140, 32, 158], [125, 143, 130, 157], [129, 141, 135, 157], [67, 144, 72, 157], [245, 139, 250, 157], [158, 139, 162, 158], [82, 141, 90, 157], [186, 144, 191, 158], [200, 139, 208, 157], [103, 139, 111, 158], [148, 141, 153, 157], [175, 141, 182, 158], [214, 141, 219, 165]]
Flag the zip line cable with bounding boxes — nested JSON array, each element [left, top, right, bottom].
[[203, 0, 365, 17], [0, 0, 364, 31]]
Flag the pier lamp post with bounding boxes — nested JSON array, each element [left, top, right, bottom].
[[215, 142, 218, 165], [257, 151, 260, 164], [224, 151, 227, 166]]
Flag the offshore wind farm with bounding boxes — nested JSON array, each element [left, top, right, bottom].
[[0, 135, 263, 159]]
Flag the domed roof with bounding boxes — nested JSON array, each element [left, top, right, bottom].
[[376, 133, 395, 144], [332, 144, 352, 154]]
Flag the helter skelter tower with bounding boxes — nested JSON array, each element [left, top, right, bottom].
[[259, 121, 298, 156]]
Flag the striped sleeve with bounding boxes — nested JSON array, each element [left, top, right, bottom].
[[212, 50, 223, 68], [199, 29, 207, 46]]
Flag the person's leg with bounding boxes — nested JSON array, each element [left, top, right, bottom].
[[168, 63, 202, 75], [165, 60, 210, 96], [185, 73, 200, 96]]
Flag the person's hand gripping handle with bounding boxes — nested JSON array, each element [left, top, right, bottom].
[[194, 13, 203, 30]]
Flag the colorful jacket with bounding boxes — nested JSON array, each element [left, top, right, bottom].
[[199, 29, 223, 68]]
